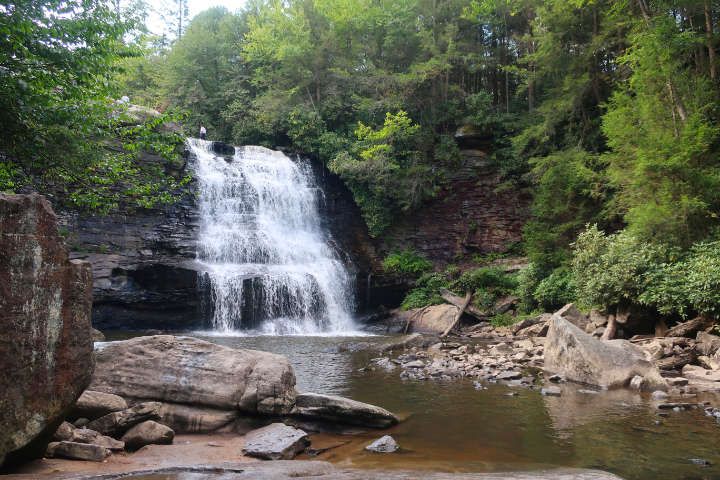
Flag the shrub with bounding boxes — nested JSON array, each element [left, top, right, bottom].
[[383, 250, 433, 277], [684, 242, 720, 317], [515, 263, 542, 312], [400, 272, 449, 311], [533, 267, 576, 311], [572, 225, 669, 310], [572, 225, 720, 320], [455, 267, 517, 295]]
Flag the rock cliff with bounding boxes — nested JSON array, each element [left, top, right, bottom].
[[0, 194, 94, 467]]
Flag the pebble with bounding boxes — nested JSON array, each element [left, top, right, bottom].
[[577, 389, 599, 395], [403, 360, 425, 369], [365, 435, 399, 453], [689, 458, 712, 466], [650, 390, 668, 400], [540, 386, 562, 397], [496, 371, 522, 381]]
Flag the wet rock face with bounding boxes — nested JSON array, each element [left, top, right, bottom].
[[58, 186, 202, 330], [0, 193, 94, 466]]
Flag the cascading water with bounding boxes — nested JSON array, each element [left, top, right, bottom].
[[188, 139, 356, 334]]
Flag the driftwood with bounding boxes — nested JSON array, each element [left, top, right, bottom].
[[441, 292, 472, 338], [656, 351, 697, 371], [666, 317, 713, 338], [440, 288, 486, 320]]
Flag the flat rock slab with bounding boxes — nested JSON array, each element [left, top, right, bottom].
[[71, 391, 127, 420], [292, 393, 399, 428], [12, 461, 624, 479], [242, 423, 309, 460], [90, 335, 296, 415], [45, 442, 110, 462]]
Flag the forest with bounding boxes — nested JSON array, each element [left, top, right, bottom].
[[2, 0, 720, 326]]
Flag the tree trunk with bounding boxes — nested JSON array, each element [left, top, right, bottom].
[[441, 292, 473, 337], [706, 0, 717, 80], [440, 288, 486, 320], [637, 0, 688, 122]]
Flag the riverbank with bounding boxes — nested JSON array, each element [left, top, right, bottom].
[[15, 329, 715, 480], [4, 460, 623, 480]]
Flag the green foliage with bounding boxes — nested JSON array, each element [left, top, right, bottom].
[[524, 148, 613, 271], [0, 0, 186, 212], [331, 111, 438, 235], [572, 226, 720, 319], [400, 272, 450, 310], [383, 249, 433, 277], [572, 225, 670, 311], [532, 267, 576, 312], [490, 313, 517, 327], [455, 267, 517, 295], [602, 13, 720, 246]]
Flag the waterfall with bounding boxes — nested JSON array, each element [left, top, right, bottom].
[[188, 139, 356, 334]]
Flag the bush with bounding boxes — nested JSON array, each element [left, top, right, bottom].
[[533, 267, 576, 311], [515, 263, 542, 312], [572, 225, 720, 320], [490, 313, 518, 327], [400, 272, 449, 311], [383, 250, 433, 277], [455, 267, 517, 295], [684, 242, 720, 317], [572, 225, 669, 310]]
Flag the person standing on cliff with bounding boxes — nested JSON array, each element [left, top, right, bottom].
[[199, 125, 207, 140]]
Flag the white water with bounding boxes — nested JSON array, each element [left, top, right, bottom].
[[188, 139, 357, 334]]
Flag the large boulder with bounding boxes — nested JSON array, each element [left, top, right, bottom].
[[544, 314, 666, 390], [292, 393, 399, 428], [90, 335, 297, 415], [396, 304, 459, 334], [0, 194, 94, 466]]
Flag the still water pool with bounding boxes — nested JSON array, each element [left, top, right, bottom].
[[107, 332, 720, 480]]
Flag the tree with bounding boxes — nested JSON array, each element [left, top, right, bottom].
[[0, 0, 187, 211]]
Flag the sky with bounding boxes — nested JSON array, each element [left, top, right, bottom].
[[145, 0, 247, 37]]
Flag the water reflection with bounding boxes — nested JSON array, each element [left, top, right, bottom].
[[112, 333, 720, 480]]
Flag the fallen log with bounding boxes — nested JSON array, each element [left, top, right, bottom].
[[440, 288, 487, 320], [656, 351, 697, 371], [441, 292, 472, 338], [666, 317, 713, 338]]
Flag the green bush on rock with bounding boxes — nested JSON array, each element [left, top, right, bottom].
[[383, 250, 433, 277], [572, 225, 720, 321]]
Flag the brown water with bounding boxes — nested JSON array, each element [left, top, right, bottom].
[[109, 333, 720, 480]]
